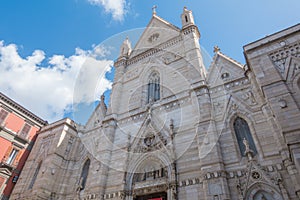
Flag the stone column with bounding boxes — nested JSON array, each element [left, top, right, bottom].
[[100, 118, 117, 198]]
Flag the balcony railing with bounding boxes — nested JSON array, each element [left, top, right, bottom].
[[134, 178, 167, 189], [15, 131, 29, 142], [0, 158, 18, 169]]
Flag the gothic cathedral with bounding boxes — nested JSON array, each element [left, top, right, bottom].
[[10, 7, 300, 200]]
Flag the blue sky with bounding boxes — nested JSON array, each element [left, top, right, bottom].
[[0, 0, 299, 124]]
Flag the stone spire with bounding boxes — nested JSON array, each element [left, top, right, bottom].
[[152, 5, 157, 15], [119, 37, 132, 58], [181, 6, 195, 28], [100, 94, 107, 115]]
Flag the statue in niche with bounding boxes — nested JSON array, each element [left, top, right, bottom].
[[76, 177, 83, 193], [243, 138, 250, 153], [243, 137, 254, 160]]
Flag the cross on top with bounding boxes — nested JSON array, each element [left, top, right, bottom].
[[152, 5, 157, 15], [213, 45, 220, 53]]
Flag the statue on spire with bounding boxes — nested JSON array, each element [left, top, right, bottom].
[[152, 5, 157, 15], [119, 37, 132, 58]]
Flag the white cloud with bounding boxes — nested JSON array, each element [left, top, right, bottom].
[[0, 41, 113, 122], [88, 0, 127, 21]]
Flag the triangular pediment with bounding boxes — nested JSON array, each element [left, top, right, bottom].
[[207, 52, 245, 87], [130, 110, 172, 154], [0, 167, 12, 176], [238, 160, 283, 199], [130, 15, 181, 58]]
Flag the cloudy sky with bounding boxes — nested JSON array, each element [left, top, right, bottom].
[[0, 0, 299, 124]]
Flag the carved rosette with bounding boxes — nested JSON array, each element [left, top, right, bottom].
[[133, 132, 167, 153]]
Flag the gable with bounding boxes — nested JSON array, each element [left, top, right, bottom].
[[207, 52, 245, 87], [130, 111, 171, 154], [130, 15, 181, 58]]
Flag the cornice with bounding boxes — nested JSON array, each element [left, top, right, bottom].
[[0, 92, 47, 126], [182, 24, 200, 38], [114, 35, 183, 67]]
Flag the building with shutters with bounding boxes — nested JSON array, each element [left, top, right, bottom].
[[0, 92, 47, 200], [10, 7, 300, 200]]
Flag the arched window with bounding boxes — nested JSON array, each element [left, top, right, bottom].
[[78, 159, 90, 191], [28, 162, 41, 189], [233, 117, 257, 157], [147, 72, 160, 103]]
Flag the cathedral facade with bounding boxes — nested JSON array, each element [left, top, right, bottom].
[[10, 8, 300, 200]]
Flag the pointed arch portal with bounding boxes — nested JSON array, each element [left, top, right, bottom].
[[126, 154, 177, 200], [245, 183, 283, 200]]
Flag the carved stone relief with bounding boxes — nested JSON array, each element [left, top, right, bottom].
[[148, 33, 160, 43], [242, 90, 257, 105], [161, 52, 181, 65], [38, 134, 55, 158], [269, 41, 300, 75], [133, 132, 167, 153]]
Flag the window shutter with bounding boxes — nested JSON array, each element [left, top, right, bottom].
[[14, 150, 22, 166], [4, 146, 13, 160], [19, 123, 31, 139], [0, 109, 8, 125]]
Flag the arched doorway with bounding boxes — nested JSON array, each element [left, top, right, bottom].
[[134, 192, 167, 200], [132, 159, 168, 200], [253, 190, 274, 200], [245, 183, 283, 200], [126, 155, 177, 200]]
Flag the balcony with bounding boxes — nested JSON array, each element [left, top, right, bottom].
[[134, 178, 167, 189], [14, 132, 29, 143], [0, 158, 17, 171], [0, 126, 28, 145]]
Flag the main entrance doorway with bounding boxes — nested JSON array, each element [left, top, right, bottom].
[[134, 192, 167, 200]]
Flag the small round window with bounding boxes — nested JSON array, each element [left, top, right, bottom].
[[221, 72, 230, 79]]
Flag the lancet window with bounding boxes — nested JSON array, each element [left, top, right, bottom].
[[147, 72, 160, 103], [28, 162, 42, 189], [78, 159, 90, 191]]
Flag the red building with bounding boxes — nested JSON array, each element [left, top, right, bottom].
[[0, 92, 47, 200]]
